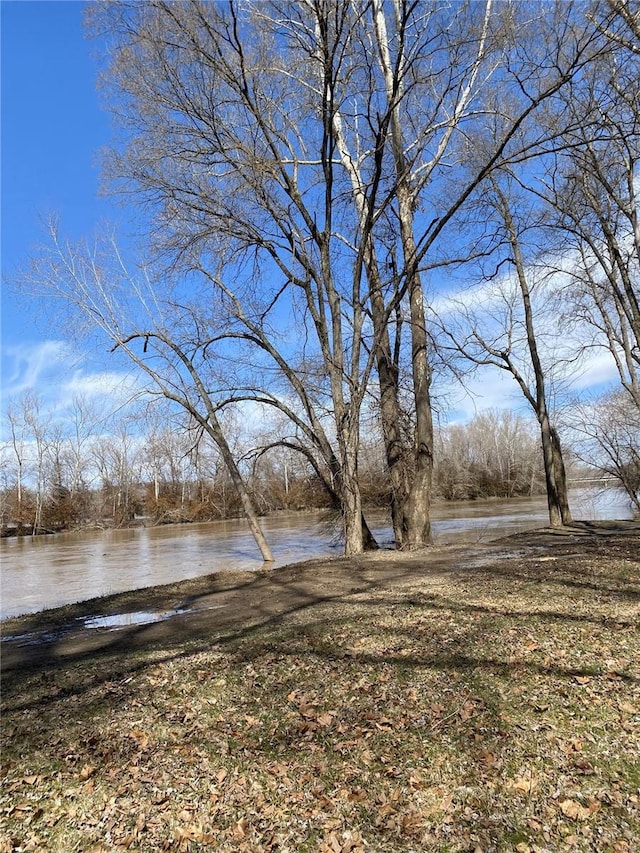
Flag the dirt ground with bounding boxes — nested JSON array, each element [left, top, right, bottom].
[[2, 519, 639, 676], [1, 518, 639, 852]]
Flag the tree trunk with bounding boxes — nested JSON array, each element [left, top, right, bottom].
[[373, 0, 434, 548], [368, 259, 410, 545], [499, 183, 572, 530], [332, 104, 409, 548], [340, 441, 364, 556], [402, 242, 435, 549], [550, 425, 572, 525], [201, 412, 274, 562], [216, 437, 273, 562], [388, 181, 435, 548], [539, 414, 563, 529]]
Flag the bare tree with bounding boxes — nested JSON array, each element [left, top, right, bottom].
[[590, 0, 640, 55], [4, 400, 28, 525], [569, 390, 640, 512], [25, 226, 275, 560], [140, 406, 199, 519], [435, 409, 543, 501], [64, 395, 102, 505], [542, 48, 640, 410], [16, 1, 611, 552], [83, 0, 404, 553], [91, 417, 144, 525], [437, 173, 574, 528], [82, 0, 609, 552], [345, 0, 606, 545], [19, 392, 51, 534]]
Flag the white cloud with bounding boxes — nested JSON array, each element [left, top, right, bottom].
[[431, 277, 512, 318], [570, 348, 620, 392], [2, 340, 72, 395], [61, 369, 142, 401], [437, 367, 526, 425], [1, 339, 143, 433]]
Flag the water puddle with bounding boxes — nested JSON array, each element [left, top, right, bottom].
[[2, 603, 227, 646], [2, 626, 76, 646], [82, 609, 186, 630]]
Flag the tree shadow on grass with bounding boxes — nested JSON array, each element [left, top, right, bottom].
[[2, 523, 638, 850], [3, 554, 638, 717], [2, 538, 638, 853], [2, 521, 639, 711]]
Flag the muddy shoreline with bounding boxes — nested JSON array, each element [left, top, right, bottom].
[[2, 519, 638, 676]]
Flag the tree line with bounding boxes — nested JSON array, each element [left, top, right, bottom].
[[14, 0, 640, 554], [2, 394, 556, 534]]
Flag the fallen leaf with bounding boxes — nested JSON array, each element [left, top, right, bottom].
[[559, 799, 591, 820], [234, 817, 249, 838], [610, 841, 631, 852], [129, 728, 150, 748], [439, 791, 455, 811], [479, 750, 500, 769], [509, 775, 538, 795]]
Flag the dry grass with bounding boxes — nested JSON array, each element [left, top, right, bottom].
[[1, 523, 639, 852]]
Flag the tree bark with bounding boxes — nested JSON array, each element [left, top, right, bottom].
[[340, 439, 364, 557], [539, 414, 564, 529]]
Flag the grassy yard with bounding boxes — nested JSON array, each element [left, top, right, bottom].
[[1, 524, 639, 852]]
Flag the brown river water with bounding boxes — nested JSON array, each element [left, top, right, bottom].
[[0, 487, 633, 619]]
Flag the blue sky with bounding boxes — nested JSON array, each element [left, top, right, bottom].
[[1, 0, 131, 413], [0, 0, 519, 426], [0, 1, 621, 434]]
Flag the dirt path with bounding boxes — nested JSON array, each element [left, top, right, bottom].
[[2, 519, 638, 676]]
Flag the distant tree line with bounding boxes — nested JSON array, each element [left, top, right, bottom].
[[2, 395, 556, 535]]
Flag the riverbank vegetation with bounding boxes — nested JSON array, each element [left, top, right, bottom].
[[1, 404, 565, 536], [2, 523, 639, 851]]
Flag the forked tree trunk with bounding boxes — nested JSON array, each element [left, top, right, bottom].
[[373, 0, 435, 548], [368, 258, 410, 545]]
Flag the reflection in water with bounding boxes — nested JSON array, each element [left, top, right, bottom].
[[1, 487, 633, 619]]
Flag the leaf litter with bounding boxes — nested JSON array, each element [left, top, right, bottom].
[[1, 523, 639, 852]]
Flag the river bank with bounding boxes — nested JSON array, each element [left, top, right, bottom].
[[3, 488, 635, 620], [1, 521, 639, 851]]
